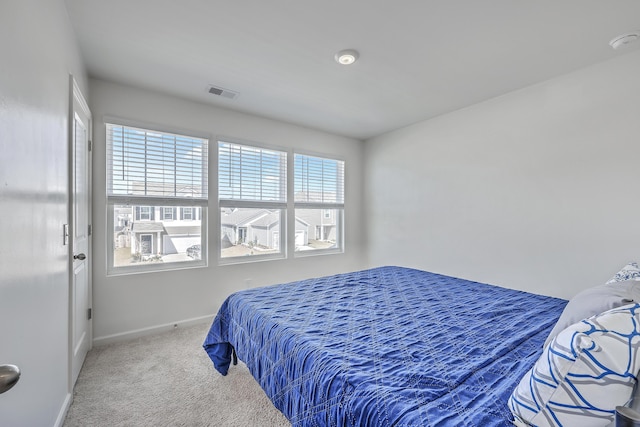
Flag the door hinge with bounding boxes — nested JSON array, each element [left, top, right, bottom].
[[88, 224, 92, 236], [88, 308, 92, 320], [88, 140, 92, 151]]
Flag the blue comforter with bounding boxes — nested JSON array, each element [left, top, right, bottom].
[[204, 266, 567, 426]]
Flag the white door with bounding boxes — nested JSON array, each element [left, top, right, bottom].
[[70, 77, 92, 387]]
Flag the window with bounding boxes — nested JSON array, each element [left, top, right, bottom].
[[162, 207, 175, 221], [181, 207, 196, 220], [217, 140, 344, 263], [218, 141, 287, 260], [294, 153, 344, 254], [136, 206, 154, 221], [106, 123, 208, 274]]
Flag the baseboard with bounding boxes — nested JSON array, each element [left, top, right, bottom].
[[55, 392, 72, 427], [92, 314, 214, 347]]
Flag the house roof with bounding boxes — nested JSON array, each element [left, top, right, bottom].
[[220, 209, 270, 227], [163, 225, 200, 235], [250, 212, 279, 228], [221, 209, 311, 228]]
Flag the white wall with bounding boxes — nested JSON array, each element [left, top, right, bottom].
[[89, 79, 366, 342], [365, 50, 640, 300], [0, 0, 88, 425]]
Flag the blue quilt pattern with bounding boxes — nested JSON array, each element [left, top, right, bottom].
[[204, 266, 567, 426]]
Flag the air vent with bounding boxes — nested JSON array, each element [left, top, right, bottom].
[[207, 85, 239, 100]]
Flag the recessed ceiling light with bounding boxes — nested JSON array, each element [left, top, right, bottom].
[[609, 31, 640, 50], [335, 49, 359, 65]]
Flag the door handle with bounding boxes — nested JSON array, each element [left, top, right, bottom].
[[0, 364, 20, 394], [74, 253, 86, 260]]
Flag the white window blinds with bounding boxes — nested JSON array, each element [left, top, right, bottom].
[[107, 124, 208, 205], [218, 141, 287, 203], [294, 154, 344, 205]]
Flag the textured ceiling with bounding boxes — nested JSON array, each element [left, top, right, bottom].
[[65, 0, 640, 139]]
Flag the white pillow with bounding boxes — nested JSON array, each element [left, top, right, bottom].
[[543, 280, 638, 348], [510, 303, 640, 427], [606, 262, 640, 284]]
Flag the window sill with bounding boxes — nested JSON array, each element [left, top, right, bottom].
[[218, 252, 286, 266], [293, 248, 344, 258], [106, 259, 207, 276]]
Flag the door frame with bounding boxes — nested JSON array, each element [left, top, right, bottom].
[[68, 75, 92, 392]]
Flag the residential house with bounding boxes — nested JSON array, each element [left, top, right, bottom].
[[115, 205, 201, 261], [295, 209, 338, 245], [220, 208, 310, 250]]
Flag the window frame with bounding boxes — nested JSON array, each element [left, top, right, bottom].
[[292, 150, 345, 257], [217, 138, 288, 264], [137, 206, 153, 221], [217, 139, 345, 265], [162, 207, 175, 221], [181, 207, 195, 221], [105, 118, 210, 275]]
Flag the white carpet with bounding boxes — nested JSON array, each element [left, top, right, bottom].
[[63, 323, 290, 427]]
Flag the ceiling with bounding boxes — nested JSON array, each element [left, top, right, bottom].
[[64, 0, 640, 140]]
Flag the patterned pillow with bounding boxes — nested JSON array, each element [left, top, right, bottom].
[[510, 303, 640, 427], [607, 262, 640, 284]]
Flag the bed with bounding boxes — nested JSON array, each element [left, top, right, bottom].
[[203, 266, 569, 426]]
